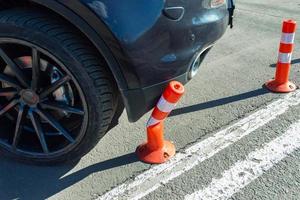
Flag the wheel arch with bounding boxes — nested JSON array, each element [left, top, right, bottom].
[[0, 0, 128, 92]]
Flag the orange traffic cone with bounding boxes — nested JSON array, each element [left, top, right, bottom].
[[265, 19, 297, 93], [136, 81, 185, 164]]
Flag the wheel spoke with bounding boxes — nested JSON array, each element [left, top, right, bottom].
[[0, 87, 17, 97], [0, 48, 30, 88], [0, 42, 88, 157], [0, 73, 22, 89], [45, 132, 62, 136], [12, 104, 25, 150], [35, 108, 75, 143], [40, 101, 84, 115], [0, 99, 19, 116], [40, 75, 71, 99], [29, 110, 49, 153], [31, 48, 40, 91]]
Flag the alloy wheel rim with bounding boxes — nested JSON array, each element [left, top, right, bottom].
[[0, 39, 88, 158]]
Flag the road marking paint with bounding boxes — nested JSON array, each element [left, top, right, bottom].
[[98, 90, 300, 200], [185, 119, 300, 200]]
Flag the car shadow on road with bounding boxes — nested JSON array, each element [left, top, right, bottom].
[[170, 88, 270, 117], [0, 152, 138, 200], [0, 88, 272, 199], [270, 58, 300, 67]]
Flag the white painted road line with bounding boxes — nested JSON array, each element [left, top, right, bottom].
[[98, 90, 300, 200], [185, 119, 300, 200]]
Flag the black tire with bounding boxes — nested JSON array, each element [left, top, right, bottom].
[[0, 9, 118, 164], [108, 94, 125, 131]]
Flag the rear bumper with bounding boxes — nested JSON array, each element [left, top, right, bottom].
[[87, 1, 230, 122], [122, 9, 229, 122]]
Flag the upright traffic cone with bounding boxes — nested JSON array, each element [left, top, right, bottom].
[[136, 81, 185, 164], [265, 19, 297, 93]]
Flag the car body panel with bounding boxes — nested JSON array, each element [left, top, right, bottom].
[[83, 0, 229, 89], [62, 0, 229, 121]]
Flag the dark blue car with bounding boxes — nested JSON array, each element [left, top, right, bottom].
[[0, 0, 234, 163]]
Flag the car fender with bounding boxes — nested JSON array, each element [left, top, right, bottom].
[[28, 0, 129, 91]]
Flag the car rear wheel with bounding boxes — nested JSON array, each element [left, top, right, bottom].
[[0, 9, 118, 164]]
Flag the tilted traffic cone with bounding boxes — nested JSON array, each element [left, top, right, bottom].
[[136, 81, 185, 164], [265, 19, 297, 93]]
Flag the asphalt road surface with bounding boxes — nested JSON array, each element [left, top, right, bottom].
[[1, 0, 300, 200]]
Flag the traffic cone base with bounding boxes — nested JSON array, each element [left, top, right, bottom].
[[136, 141, 175, 164], [265, 79, 296, 93]]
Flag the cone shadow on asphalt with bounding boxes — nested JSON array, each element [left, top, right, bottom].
[[270, 58, 300, 67], [0, 152, 138, 199], [170, 88, 270, 117]]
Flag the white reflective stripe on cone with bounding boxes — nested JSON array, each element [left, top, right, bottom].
[[278, 53, 292, 63], [156, 96, 177, 113], [147, 117, 161, 127], [281, 33, 295, 44]]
